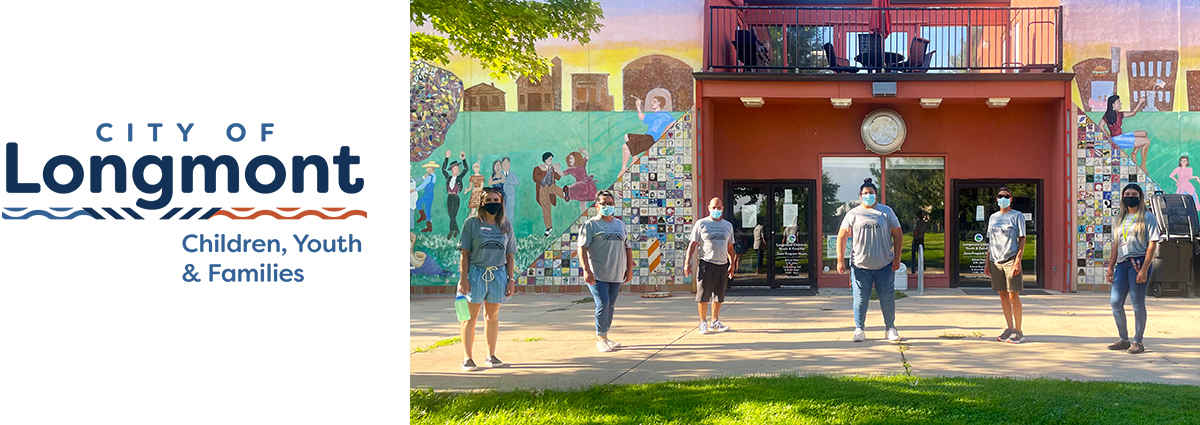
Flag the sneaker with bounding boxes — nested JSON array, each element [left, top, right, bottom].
[[605, 339, 621, 349], [1107, 340, 1131, 350], [596, 340, 613, 352], [886, 328, 901, 342], [698, 321, 710, 335], [853, 328, 865, 342], [544, 227, 554, 237], [1007, 331, 1026, 344], [484, 355, 505, 368], [1128, 343, 1145, 354], [711, 320, 730, 333], [461, 359, 477, 371], [997, 329, 1015, 342]]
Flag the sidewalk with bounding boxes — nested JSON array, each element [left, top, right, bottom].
[[410, 289, 1200, 392]]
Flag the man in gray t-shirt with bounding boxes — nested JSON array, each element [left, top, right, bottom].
[[579, 191, 634, 352], [686, 197, 737, 335]]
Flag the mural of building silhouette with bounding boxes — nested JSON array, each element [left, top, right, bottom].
[[1188, 71, 1200, 111], [622, 54, 695, 112], [1126, 50, 1179, 112], [463, 82, 506, 111], [516, 57, 562, 111], [571, 73, 614, 111]]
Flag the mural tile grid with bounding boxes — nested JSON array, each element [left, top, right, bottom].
[[520, 113, 696, 288], [1075, 112, 1162, 291]]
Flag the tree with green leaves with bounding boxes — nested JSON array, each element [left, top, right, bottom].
[[411, 0, 604, 81]]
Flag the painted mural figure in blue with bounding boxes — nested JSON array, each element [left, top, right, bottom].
[[622, 96, 674, 173], [413, 160, 440, 233]]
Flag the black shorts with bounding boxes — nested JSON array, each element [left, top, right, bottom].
[[696, 260, 729, 303]]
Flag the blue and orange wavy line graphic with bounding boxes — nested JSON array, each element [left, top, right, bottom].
[[3, 207, 366, 220]]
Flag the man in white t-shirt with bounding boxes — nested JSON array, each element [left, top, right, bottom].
[[686, 197, 736, 335]]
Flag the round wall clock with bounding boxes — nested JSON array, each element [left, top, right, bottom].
[[860, 108, 907, 154]]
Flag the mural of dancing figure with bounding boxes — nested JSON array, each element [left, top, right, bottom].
[[533, 152, 566, 237], [563, 148, 599, 215], [1102, 95, 1152, 170], [413, 161, 440, 233], [1169, 155, 1200, 207], [443, 150, 470, 239], [466, 157, 487, 219], [621, 95, 675, 173]]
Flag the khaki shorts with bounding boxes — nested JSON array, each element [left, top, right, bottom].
[[988, 257, 1023, 293]]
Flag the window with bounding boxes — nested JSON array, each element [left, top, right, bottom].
[[821, 157, 881, 272], [543, 93, 552, 104], [520, 94, 526, 106], [884, 157, 946, 274]]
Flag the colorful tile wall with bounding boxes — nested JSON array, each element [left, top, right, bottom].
[[1075, 112, 1162, 291], [519, 113, 696, 287]]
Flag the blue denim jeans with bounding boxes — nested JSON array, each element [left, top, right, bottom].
[[851, 265, 896, 330], [587, 281, 621, 336], [1111, 260, 1149, 344]]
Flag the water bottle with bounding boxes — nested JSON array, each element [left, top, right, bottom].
[[454, 294, 471, 322]]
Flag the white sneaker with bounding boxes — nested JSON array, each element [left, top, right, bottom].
[[698, 321, 710, 335], [596, 340, 613, 352], [711, 320, 730, 332], [887, 328, 901, 342], [605, 339, 621, 348], [853, 328, 865, 342]]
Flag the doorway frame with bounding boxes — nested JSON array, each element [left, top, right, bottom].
[[724, 179, 819, 290], [948, 179, 1045, 288]]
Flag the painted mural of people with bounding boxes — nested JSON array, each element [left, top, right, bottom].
[[621, 96, 675, 173], [562, 148, 599, 216], [1101, 95, 1152, 171], [533, 152, 566, 237], [413, 161, 440, 233], [410, 177, 418, 224], [443, 150, 470, 239], [466, 158, 487, 219], [500, 157, 519, 221], [1169, 155, 1200, 207]]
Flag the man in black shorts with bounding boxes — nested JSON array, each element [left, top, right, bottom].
[[685, 197, 736, 334]]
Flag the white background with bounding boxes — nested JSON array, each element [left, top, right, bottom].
[[0, 1, 408, 423]]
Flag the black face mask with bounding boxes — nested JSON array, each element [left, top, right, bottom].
[[1122, 196, 1141, 208], [482, 203, 502, 215]]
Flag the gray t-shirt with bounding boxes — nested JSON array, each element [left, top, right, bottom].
[[690, 217, 734, 265], [1115, 212, 1161, 263], [458, 217, 517, 268], [987, 209, 1027, 262], [579, 217, 633, 283], [839, 204, 902, 270]]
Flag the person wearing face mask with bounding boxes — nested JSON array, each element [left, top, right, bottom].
[[457, 187, 519, 371], [985, 186, 1027, 344], [1105, 184, 1160, 355], [836, 178, 904, 343], [685, 197, 737, 335], [579, 190, 634, 352]]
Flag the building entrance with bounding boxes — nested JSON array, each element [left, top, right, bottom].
[[726, 180, 817, 290]]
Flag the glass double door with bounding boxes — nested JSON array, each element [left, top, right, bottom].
[[727, 180, 816, 289], [950, 180, 1041, 288]]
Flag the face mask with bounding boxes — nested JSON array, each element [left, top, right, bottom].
[[861, 194, 876, 206], [599, 205, 616, 216], [1123, 196, 1141, 208], [997, 198, 1011, 209], [711, 209, 723, 220], [482, 203, 502, 215]]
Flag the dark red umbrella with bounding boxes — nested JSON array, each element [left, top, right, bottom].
[[869, 0, 892, 38]]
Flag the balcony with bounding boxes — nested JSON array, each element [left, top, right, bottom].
[[706, 5, 1063, 75]]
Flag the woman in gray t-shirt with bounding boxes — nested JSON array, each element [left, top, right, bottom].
[[457, 187, 518, 371], [578, 190, 634, 353], [836, 178, 903, 343], [1104, 184, 1159, 355]]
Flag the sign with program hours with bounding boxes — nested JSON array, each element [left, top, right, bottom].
[[742, 205, 757, 228], [963, 238, 989, 277]]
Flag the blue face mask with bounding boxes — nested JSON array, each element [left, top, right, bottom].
[[600, 205, 616, 216], [711, 209, 723, 220], [862, 194, 876, 206], [997, 198, 1012, 209]]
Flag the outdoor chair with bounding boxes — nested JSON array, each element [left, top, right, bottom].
[[889, 37, 932, 72], [733, 29, 771, 71], [823, 43, 859, 73]]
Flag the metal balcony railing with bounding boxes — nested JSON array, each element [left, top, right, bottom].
[[707, 5, 1063, 74]]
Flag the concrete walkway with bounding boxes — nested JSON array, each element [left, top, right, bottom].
[[410, 289, 1200, 392]]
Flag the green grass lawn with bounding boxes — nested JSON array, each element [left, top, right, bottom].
[[411, 375, 1200, 424]]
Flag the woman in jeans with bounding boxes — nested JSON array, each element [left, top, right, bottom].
[[457, 187, 518, 370], [836, 178, 904, 343], [1105, 184, 1159, 354], [578, 190, 634, 352]]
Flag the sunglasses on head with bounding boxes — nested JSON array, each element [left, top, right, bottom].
[[997, 194, 1011, 199], [481, 187, 502, 193]]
